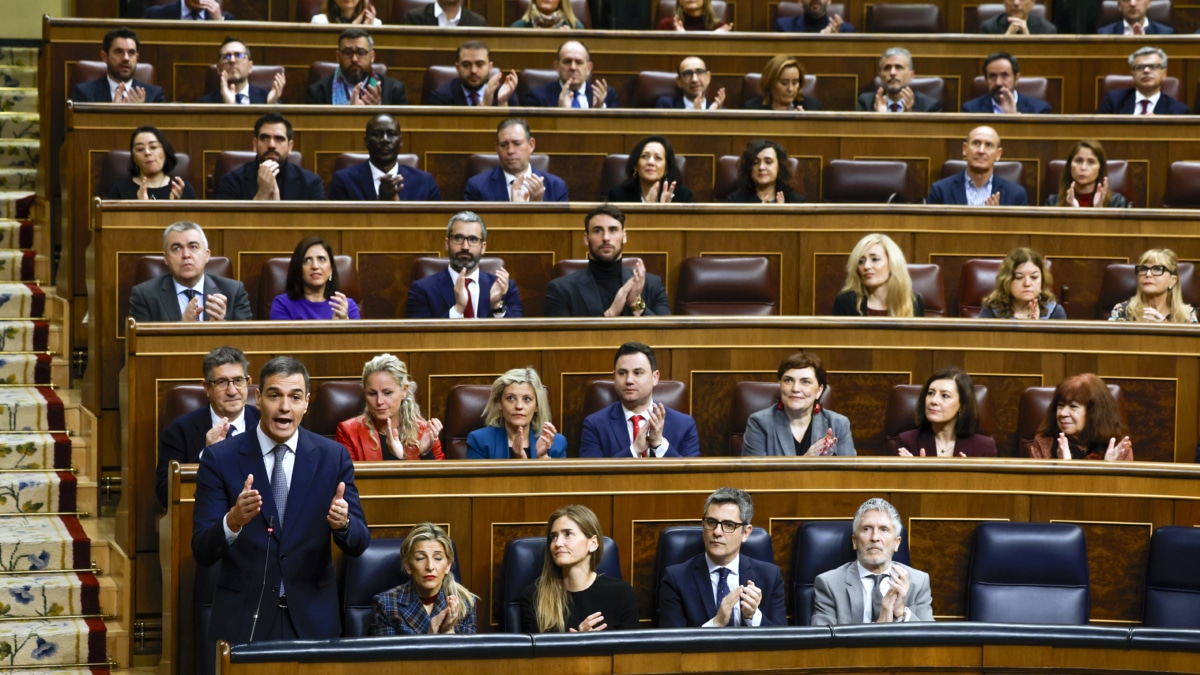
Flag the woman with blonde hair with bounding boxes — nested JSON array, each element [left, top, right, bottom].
[[743, 55, 821, 111], [657, 0, 731, 31], [979, 247, 1066, 319], [511, 0, 584, 28], [467, 367, 566, 459], [832, 233, 924, 317], [371, 523, 477, 635], [520, 505, 639, 633], [1109, 249, 1197, 323], [336, 354, 444, 460]]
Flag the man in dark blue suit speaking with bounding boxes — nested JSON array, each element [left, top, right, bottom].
[[657, 488, 787, 627], [464, 118, 569, 202], [579, 342, 700, 458], [69, 27, 165, 104], [1097, 47, 1189, 115], [927, 126, 1028, 206], [192, 356, 368, 643], [405, 211, 522, 318], [960, 52, 1052, 114], [329, 114, 442, 201]]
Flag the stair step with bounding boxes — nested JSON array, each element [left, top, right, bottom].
[[0, 167, 36, 190], [0, 48, 38, 66], [0, 88, 38, 113], [0, 113, 38, 139], [0, 191, 34, 218], [0, 141, 38, 169], [0, 571, 101, 618], [0, 67, 36, 89]]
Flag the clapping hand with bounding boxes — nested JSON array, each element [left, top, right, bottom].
[[803, 428, 837, 456], [819, 14, 844, 33], [877, 565, 910, 622], [570, 611, 607, 632], [1105, 436, 1133, 461], [329, 292, 351, 320]]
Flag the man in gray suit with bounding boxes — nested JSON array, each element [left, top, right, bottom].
[[856, 47, 943, 113], [129, 221, 252, 322], [811, 498, 934, 624]]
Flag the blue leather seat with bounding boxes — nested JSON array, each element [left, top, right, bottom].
[[500, 535, 622, 633], [966, 522, 1089, 624], [790, 520, 910, 625], [652, 525, 774, 625], [1143, 526, 1200, 628], [338, 536, 463, 637]]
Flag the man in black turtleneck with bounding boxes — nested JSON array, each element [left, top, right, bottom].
[[544, 204, 671, 317]]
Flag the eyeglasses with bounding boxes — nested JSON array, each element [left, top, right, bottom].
[[449, 234, 484, 246], [679, 68, 708, 79], [339, 48, 372, 58], [208, 376, 249, 389], [219, 52, 249, 62], [1132, 63, 1165, 72], [1135, 265, 1173, 277], [701, 517, 745, 533]]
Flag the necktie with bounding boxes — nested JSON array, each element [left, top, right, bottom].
[[716, 567, 731, 609], [571, 90, 582, 108], [236, 93, 248, 104], [869, 574, 885, 621], [463, 278, 475, 318], [271, 444, 289, 528], [182, 288, 198, 302], [1140, 100, 1151, 115], [631, 414, 645, 456], [189, 10, 202, 19], [889, 102, 901, 112], [469, 90, 480, 106]]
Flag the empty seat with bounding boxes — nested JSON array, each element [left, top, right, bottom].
[[631, 71, 679, 108], [598, 154, 687, 200], [1095, 262, 1199, 319], [822, 160, 910, 204], [653, 525, 772, 624], [790, 520, 911, 626], [674, 256, 778, 316], [883, 383, 995, 454], [966, 522, 1090, 624], [202, 65, 286, 101], [442, 384, 491, 459], [729, 381, 834, 455], [582, 379, 688, 418], [1163, 162, 1200, 208], [958, 258, 1003, 318], [211, 150, 304, 199], [98, 150, 193, 197], [338, 536, 463, 637], [410, 256, 506, 284], [294, 0, 324, 20], [500, 535, 621, 632], [940, 160, 1025, 188], [908, 264, 947, 317], [1044, 159, 1131, 206], [1143, 526, 1200, 628], [516, 0, 592, 26], [1016, 384, 1126, 457], [303, 379, 365, 439], [257, 255, 361, 320], [865, 4, 942, 32]]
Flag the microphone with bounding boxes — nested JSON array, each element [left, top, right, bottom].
[[248, 516, 275, 642]]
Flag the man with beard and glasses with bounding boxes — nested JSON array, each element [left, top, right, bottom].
[[960, 52, 1051, 114], [70, 27, 165, 103], [216, 113, 325, 200], [857, 48, 942, 113], [404, 211, 523, 318], [329, 114, 442, 201], [464, 118, 569, 202], [543, 204, 670, 317], [773, 0, 854, 32], [197, 37, 285, 104], [427, 41, 520, 107], [306, 28, 409, 106]]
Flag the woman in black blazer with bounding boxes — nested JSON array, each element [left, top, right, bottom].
[[895, 367, 997, 457], [606, 136, 693, 203], [725, 139, 805, 204], [832, 233, 924, 317]]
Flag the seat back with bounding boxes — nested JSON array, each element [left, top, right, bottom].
[[958, 258, 1003, 318], [1163, 161, 1200, 208], [391, 0, 436, 23], [741, 73, 819, 107], [308, 61, 387, 87], [257, 255, 360, 320], [203, 65, 286, 99], [865, 3, 942, 32], [338, 536, 463, 637], [884, 383, 995, 454], [1016, 384, 1126, 457], [466, 153, 550, 181], [409, 256, 506, 284], [599, 154, 687, 200], [713, 155, 801, 201], [675, 256, 778, 316], [966, 522, 1090, 624], [514, 69, 560, 104], [442, 384, 491, 459], [1045, 159, 1131, 207], [303, 379, 365, 439], [822, 160, 911, 204], [790, 520, 911, 625], [1099, 74, 1181, 104], [331, 153, 420, 175], [908, 264, 947, 317], [631, 71, 679, 108], [552, 258, 641, 279], [1143, 526, 1200, 628], [98, 151, 194, 198], [653, 526, 772, 624], [211, 151, 304, 199], [1096, 262, 1198, 319], [421, 65, 459, 104], [515, 0, 593, 27], [582, 380, 688, 417], [500, 536, 621, 632], [940, 160, 1025, 189], [729, 381, 834, 455], [70, 61, 157, 95]]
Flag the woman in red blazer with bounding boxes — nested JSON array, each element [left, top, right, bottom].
[[336, 353, 445, 460]]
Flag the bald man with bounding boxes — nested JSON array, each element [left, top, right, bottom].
[[926, 126, 1028, 206]]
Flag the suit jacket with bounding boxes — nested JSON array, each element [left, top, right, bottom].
[[1096, 19, 1173, 33], [156, 404, 261, 507], [216, 160, 326, 201], [544, 264, 671, 317], [463, 166, 569, 202], [856, 90, 943, 112], [404, 3, 487, 26], [926, 171, 1029, 206], [831, 290, 926, 317], [772, 14, 855, 32], [371, 581, 477, 635], [404, 267, 523, 318], [305, 73, 409, 105], [960, 92, 1052, 114], [578, 402, 700, 457], [191, 428, 369, 643], [70, 77, 165, 103], [328, 161, 442, 201], [895, 429, 997, 457], [466, 425, 567, 459], [811, 561, 935, 625], [1097, 88, 1190, 114], [979, 13, 1057, 33], [742, 405, 856, 457], [657, 552, 787, 627], [427, 77, 520, 106], [197, 84, 270, 104], [128, 273, 253, 322], [334, 415, 444, 461], [143, 0, 234, 19], [525, 79, 620, 109]]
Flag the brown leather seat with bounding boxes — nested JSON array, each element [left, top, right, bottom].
[[631, 71, 679, 108], [421, 65, 459, 105], [294, 0, 323, 21], [713, 155, 801, 201], [774, 1, 844, 21], [1163, 161, 1200, 208], [514, 69, 560, 104], [822, 160, 911, 204], [909, 264, 947, 317], [728, 381, 834, 455], [203, 65, 286, 100], [1099, 75, 1181, 105], [656, 0, 731, 25], [409, 256, 506, 284], [161, 383, 259, 436], [959, 258, 1060, 318], [970, 76, 1055, 112], [210, 150, 304, 200], [303, 379, 365, 439], [885, 383, 995, 455], [443, 384, 492, 460], [940, 160, 1024, 187], [1095, 262, 1198, 319], [70, 61, 157, 97], [972, 3, 1047, 32], [865, 4, 942, 32], [1017, 384, 1126, 457], [598, 154, 687, 200], [516, 0, 592, 27], [867, 76, 946, 111], [674, 256, 778, 316], [307, 61, 388, 87], [1044, 159, 1131, 206], [553, 258, 641, 279], [258, 255, 361, 319], [1098, 0, 1171, 25], [582, 379, 688, 418], [741, 73, 819, 108], [330, 153, 420, 175], [97, 151, 193, 197], [466, 154, 550, 182], [392, 0, 436, 24]]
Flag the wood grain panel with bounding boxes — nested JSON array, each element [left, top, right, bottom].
[[358, 253, 434, 319], [1105, 377, 1177, 464], [908, 518, 1005, 619], [969, 374, 1042, 457], [1071, 522, 1152, 623], [691, 371, 777, 457], [632, 519, 695, 623], [827, 372, 911, 456], [488, 523, 543, 627]]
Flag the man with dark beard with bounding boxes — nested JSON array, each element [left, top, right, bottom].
[[217, 113, 324, 200], [543, 204, 671, 317], [305, 28, 409, 106], [329, 114, 442, 201], [857, 48, 943, 113], [404, 211, 523, 318], [70, 27, 166, 103]]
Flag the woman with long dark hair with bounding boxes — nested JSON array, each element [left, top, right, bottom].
[[725, 139, 805, 204], [606, 136, 693, 204]]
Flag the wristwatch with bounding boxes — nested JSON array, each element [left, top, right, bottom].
[[632, 296, 646, 313], [492, 301, 506, 314]]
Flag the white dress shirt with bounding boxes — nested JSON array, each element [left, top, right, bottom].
[[503, 166, 533, 201], [447, 266, 481, 318], [1122, 18, 1150, 34], [623, 400, 670, 457], [369, 161, 398, 198], [1134, 91, 1161, 114], [434, 2, 462, 26]]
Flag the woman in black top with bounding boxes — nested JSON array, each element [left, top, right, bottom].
[[606, 136, 693, 204], [832, 233, 924, 317], [725, 139, 805, 204], [743, 55, 821, 112], [107, 126, 196, 200], [520, 504, 639, 632]]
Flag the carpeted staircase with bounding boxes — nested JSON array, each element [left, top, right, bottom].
[[0, 45, 115, 673]]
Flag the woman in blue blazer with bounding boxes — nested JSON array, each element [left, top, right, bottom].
[[467, 367, 566, 459]]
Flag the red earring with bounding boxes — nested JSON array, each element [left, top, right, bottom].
[[814, 402, 822, 414]]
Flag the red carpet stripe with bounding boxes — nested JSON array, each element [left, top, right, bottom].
[[85, 617, 107, 664], [26, 283, 44, 317], [17, 220, 32, 249], [19, 250, 34, 281], [57, 470, 76, 512], [40, 386, 65, 430], [52, 432, 71, 469], [60, 516, 91, 569], [76, 571, 101, 615], [32, 319, 49, 351], [14, 195, 33, 220], [33, 353, 51, 384]]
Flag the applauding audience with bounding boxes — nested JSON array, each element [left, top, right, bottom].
[[1030, 374, 1133, 461], [743, 351, 855, 456], [659, 0, 731, 31], [512, 0, 584, 28], [1109, 249, 1198, 323], [108, 126, 195, 200], [726, 139, 805, 204], [979, 248, 1066, 319], [896, 367, 997, 457], [371, 523, 477, 635], [468, 368, 566, 459], [311, 0, 381, 24], [745, 55, 820, 112], [270, 237, 359, 320], [607, 136, 692, 204], [833, 233, 924, 317], [1044, 140, 1129, 208], [337, 354, 445, 460]]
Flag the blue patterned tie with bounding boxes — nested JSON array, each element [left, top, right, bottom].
[[237, 93, 248, 104], [271, 444, 288, 528], [571, 90, 582, 108], [716, 567, 731, 608]]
